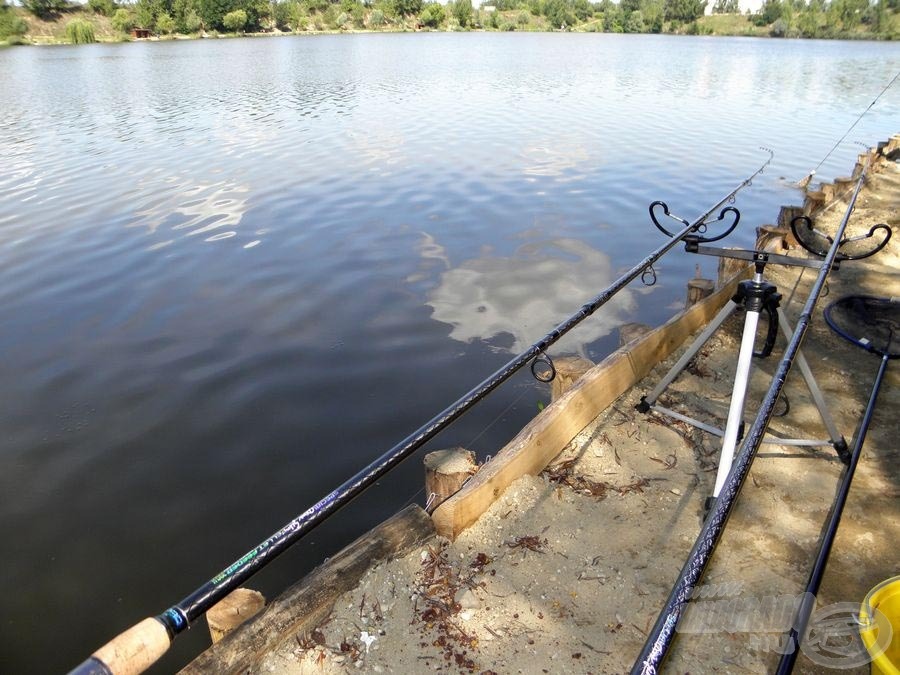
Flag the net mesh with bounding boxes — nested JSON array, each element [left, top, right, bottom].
[[824, 296, 900, 359]]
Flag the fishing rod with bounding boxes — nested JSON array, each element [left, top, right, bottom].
[[70, 150, 772, 675], [796, 69, 899, 188], [774, 295, 898, 674], [631, 155, 870, 675]]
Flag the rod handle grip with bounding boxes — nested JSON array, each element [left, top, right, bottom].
[[69, 618, 171, 675]]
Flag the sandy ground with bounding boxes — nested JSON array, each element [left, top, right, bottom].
[[255, 157, 899, 674]]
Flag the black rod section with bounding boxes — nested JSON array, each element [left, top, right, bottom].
[[631, 160, 869, 675], [154, 155, 772, 637], [774, 350, 890, 674]]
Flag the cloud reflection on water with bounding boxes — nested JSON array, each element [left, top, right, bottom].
[[424, 235, 636, 354], [130, 178, 250, 248]]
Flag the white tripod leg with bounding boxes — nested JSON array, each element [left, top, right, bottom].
[[712, 309, 761, 497]]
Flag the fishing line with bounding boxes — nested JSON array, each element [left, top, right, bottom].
[[798, 70, 899, 185], [464, 381, 533, 450]]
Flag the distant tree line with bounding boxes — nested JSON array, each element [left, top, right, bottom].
[[6, 0, 896, 40], [748, 0, 896, 37]]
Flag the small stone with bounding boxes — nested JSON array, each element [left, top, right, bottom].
[[670, 488, 682, 496]]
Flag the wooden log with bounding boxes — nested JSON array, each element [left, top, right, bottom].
[[803, 191, 826, 216], [834, 176, 857, 196], [180, 505, 435, 675], [686, 278, 714, 307], [432, 350, 635, 541], [621, 272, 745, 382], [778, 206, 803, 232], [756, 225, 789, 253], [431, 271, 748, 541], [618, 322, 652, 347], [424, 448, 477, 512], [717, 252, 748, 289], [549, 355, 595, 402], [206, 588, 266, 645]]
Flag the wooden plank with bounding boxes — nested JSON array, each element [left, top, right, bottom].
[[431, 272, 747, 541], [180, 505, 435, 675], [625, 275, 744, 382], [549, 355, 595, 402], [206, 588, 266, 644], [432, 350, 635, 540]]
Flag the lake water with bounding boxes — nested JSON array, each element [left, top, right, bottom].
[[0, 33, 897, 672]]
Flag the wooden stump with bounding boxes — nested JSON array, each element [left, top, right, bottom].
[[778, 205, 803, 232], [717, 254, 747, 288], [686, 278, 714, 307], [618, 322, 652, 347], [803, 191, 826, 215], [424, 448, 477, 512], [549, 355, 595, 402], [206, 588, 266, 644], [756, 225, 790, 253]]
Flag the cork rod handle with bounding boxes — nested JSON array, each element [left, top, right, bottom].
[[68, 618, 170, 675]]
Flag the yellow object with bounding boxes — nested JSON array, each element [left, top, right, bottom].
[[860, 576, 900, 675]]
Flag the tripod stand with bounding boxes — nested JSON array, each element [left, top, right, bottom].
[[636, 210, 892, 515], [637, 250, 848, 513]]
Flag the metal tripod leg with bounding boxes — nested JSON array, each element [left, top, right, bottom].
[[777, 308, 849, 462], [637, 300, 740, 411]]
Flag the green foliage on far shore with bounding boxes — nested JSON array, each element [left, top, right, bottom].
[[65, 17, 96, 42], [2, 0, 897, 45], [1, 2, 29, 39], [222, 8, 247, 31]]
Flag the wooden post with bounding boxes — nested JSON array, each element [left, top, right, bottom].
[[549, 355, 595, 402], [206, 588, 266, 645], [717, 254, 747, 288], [424, 448, 477, 512], [777, 205, 803, 231], [618, 322, 651, 347], [686, 278, 714, 307], [803, 190, 826, 215], [756, 225, 789, 253]]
